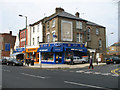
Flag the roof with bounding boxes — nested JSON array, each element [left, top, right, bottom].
[[45, 11, 87, 22], [45, 11, 105, 28], [87, 21, 105, 28], [111, 42, 120, 46]]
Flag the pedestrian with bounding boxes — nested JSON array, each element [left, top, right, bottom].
[[27, 59, 30, 66], [25, 59, 27, 65], [70, 56, 73, 65], [96, 58, 98, 65], [88, 56, 94, 69]]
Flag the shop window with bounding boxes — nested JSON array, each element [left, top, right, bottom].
[[27, 53, 30, 58], [30, 53, 32, 59], [42, 52, 54, 62]]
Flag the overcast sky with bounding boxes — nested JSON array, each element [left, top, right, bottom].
[[0, 0, 118, 46]]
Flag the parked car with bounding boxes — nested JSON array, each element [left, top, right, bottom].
[[0, 58, 8, 65], [106, 56, 120, 64], [65, 56, 88, 64], [7, 58, 23, 66]]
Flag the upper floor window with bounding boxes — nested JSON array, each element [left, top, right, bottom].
[[33, 27, 35, 33], [33, 38, 34, 45], [52, 32, 56, 42], [99, 39, 102, 47], [47, 21, 50, 30], [76, 21, 82, 29], [37, 24, 39, 32], [37, 36, 39, 44], [47, 34, 50, 42], [76, 33, 83, 43], [87, 28, 91, 41], [96, 28, 99, 35], [52, 19, 55, 27]]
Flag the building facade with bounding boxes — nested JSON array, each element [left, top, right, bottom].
[[0, 31, 16, 58]]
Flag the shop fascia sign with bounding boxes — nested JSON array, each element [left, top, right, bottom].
[[39, 49, 48, 52], [71, 48, 83, 51], [16, 48, 25, 52]]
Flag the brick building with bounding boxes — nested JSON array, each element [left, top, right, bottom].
[[0, 31, 16, 58]]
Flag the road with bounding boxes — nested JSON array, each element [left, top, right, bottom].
[[2, 64, 120, 89]]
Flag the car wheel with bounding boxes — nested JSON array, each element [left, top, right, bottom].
[[82, 61, 85, 64], [113, 61, 116, 64], [7, 63, 9, 66], [13, 63, 15, 66]]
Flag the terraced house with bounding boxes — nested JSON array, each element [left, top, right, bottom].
[[37, 7, 106, 63]]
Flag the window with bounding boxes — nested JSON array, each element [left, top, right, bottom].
[[76, 33, 83, 43], [37, 36, 39, 44], [96, 28, 99, 35], [33, 27, 35, 33], [76, 21, 82, 29], [52, 32, 56, 42], [47, 34, 50, 42], [52, 19, 55, 27], [99, 39, 102, 47], [87, 28, 91, 41], [47, 21, 49, 30], [33, 38, 34, 45], [37, 24, 39, 32]]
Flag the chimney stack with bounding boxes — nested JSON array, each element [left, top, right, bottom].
[[55, 7, 64, 13], [10, 31, 12, 35], [75, 12, 80, 17]]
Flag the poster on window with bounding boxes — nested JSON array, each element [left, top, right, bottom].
[[61, 20, 73, 41]]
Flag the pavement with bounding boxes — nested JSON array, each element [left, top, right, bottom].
[[23, 63, 106, 69]]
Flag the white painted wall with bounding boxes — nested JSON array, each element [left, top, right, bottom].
[[14, 33, 19, 50], [30, 22, 43, 47]]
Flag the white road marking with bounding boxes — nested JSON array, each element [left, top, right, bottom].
[[70, 71, 74, 72], [84, 71, 92, 74], [111, 74, 119, 77], [93, 72, 101, 75], [21, 73, 46, 79], [2, 69, 10, 72], [76, 70, 85, 73], [101, 73, 111, 76], [64, 81, 112, 90]]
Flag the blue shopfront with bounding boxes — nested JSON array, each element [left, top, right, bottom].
[[37, 43, 87, 64]]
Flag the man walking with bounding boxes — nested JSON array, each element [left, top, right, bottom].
[[88, 56, 94, 69]]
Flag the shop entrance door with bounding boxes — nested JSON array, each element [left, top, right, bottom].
[[55, 52, 62, 63]]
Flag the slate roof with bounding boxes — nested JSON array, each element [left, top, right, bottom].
[[45, 11, 105, 28]]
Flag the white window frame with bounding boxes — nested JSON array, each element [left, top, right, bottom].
[[99, 39, 102, 47], [87, 28, 91, 41], [76, 33, 83, 43], [76, 21, 82, 29], [37, 24, 39, 32], [96, 28, 99, 35], [52, 32, 56, 42], [52, 19, 55, 28]]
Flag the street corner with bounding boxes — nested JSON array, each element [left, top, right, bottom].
[[111, 68, 120, 76]]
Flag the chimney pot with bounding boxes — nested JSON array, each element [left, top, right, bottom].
[[75, 12, 80, 17], [55, 7, 64, 13], [10, 31, 12, 35]]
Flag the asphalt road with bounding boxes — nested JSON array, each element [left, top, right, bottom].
[[2, 64, 120, 89]]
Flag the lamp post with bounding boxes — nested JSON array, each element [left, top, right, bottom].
[[19, 15, 27, 64], [106, 32, 114, 55]]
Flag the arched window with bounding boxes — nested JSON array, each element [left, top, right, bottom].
[[99, 39, 102, 47]]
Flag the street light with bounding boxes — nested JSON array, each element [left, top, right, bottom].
[[106, 32, 114, 55], [19, 14, 27, 64]]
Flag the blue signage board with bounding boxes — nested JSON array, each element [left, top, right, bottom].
[[5, 43, 10, 51], [16, 48, 25, 52]]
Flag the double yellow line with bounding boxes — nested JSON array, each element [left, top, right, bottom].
[[111, 68, 120, 75]]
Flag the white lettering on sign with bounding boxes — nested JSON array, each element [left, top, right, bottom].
[[39, 49, 48, 51], [71, 49, 83, 51]]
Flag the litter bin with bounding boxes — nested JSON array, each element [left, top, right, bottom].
[[31, 59, 34, 66]]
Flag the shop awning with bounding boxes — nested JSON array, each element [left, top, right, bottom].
[[37, 47, 52, 52], [10, 52, 24, 56], [64, 47, 87, 52], [53, 46, 64, 52]]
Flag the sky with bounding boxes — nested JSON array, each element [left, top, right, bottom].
[[0, 0, 118, 46]]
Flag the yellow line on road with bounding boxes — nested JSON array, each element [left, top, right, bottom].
[[111, 68, 120, 75]]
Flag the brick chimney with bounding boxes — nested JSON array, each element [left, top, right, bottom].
[[10, 31, 12, 35], [75, 12, 80, 17], [55, 7, 64, 13]]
